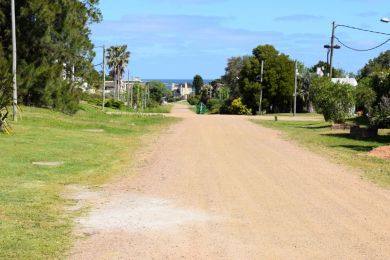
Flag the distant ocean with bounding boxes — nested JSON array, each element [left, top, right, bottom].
[[144, 79, 213, 89]]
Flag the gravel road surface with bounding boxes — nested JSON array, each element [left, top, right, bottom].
[[70, 103, 390, 259]]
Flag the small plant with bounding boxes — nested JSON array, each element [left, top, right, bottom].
[[105, 99, 124, 109]]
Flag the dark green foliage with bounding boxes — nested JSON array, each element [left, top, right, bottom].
[[219, 98, 233, 114], [104, 99, 123, 109], [147, 81, 171, 103], [0, 47, 12, 110], [187, 96, 199, 106], [192, 75, 204, 95], [239, 45, 295, 114], [311, 77, 355, 123], [369, 71, 390, 105], [355, 78, 376, 113], [359, 51, 390, 79], [370, 96, 390, 128], [356, 52, 390, 129], [81, 92, 102, 106], [0, 0, 101, 114], [206, 98, 222, 114], [222, 56, 248, 98], [146, 99, 160, 108]]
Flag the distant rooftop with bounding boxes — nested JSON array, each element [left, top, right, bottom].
[[331, 78, 358, 87]]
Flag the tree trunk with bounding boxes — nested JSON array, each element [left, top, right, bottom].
[[113, 73, 117, 100]]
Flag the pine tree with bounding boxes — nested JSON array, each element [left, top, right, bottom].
[[0, 0, 102, 113]]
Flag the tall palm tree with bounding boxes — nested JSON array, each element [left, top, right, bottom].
[[106, 45, 130, 100]]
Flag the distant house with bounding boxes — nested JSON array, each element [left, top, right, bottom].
[[331, 77, 358, 87], [104, 77, 145, 95], [172, 82, 193, 100]]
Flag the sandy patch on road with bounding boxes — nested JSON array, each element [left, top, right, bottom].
[[77, 193, 214, 233]]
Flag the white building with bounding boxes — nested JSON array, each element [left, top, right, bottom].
[[331, 77, 358, 87], [104, 77, 145, 96], [172, 82, 193, 100]]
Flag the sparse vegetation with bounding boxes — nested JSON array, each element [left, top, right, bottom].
[[0, 104, 178, 259]]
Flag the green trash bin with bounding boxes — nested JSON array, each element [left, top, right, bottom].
[[196, 102, 207, 114]]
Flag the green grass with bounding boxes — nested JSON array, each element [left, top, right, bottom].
[[0, 104, 178, 259], [101, 103, 174, 114], [260, 112, 323, 118], [252, 119, 390, 187]]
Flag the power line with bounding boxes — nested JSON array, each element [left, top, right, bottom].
[[335, 36, 390, 52], [336, 24, 390, 36]]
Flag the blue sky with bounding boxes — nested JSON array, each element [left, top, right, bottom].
[[91, 0, 390, 79]]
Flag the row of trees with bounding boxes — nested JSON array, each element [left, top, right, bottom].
[[217, 44, 389, 126], [0, 0, 102, 114], [221, 45, 300, 114]]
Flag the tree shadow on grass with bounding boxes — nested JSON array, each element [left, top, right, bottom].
[[321, 133, 390, 144], [297, 124, 330, 130], [330, 144, 374, 152]]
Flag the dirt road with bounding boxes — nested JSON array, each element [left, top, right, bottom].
[[70, 103, 390, 259]]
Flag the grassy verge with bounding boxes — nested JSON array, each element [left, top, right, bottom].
[[0, 104, 178, 259], [100, 104, 174, 114], [265, 112, 323, 118], [252, 119, 390, 187]]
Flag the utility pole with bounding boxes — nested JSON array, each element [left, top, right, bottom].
[[11, 0, 17, 121], [258, 60, 264, 115], [130, 84, 133, 109], [127, 70, 130, 107], [102, 45, 106, 110], [293, 60, 298, 117], [329, 21, 336, 78]]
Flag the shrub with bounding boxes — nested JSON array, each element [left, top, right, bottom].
[[355, 78, 376, 114], [206, 98, 222, 114], [370, 95, 390, 128], [311, 78, 355, 123], [187, 96, 200, 106], [220, 98, 252, 115], [105, 99, 124, 109], [81, 92, 102, 106], [147, 99, 160, 108]]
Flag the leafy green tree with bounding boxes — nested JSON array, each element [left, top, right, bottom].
[[369, 70, 390, 105], [239, 45, 295, 113], [358, 50, 390, 79], [192, 74, 204, 95], [355, 78, 376, 114], [311, 77, 355, 123], [239, 57, 261, 113], [0, 0, 102, 113], [222, 56, 249, 98], [147, 81, 171, 103], [370, 96, 390, 128]]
